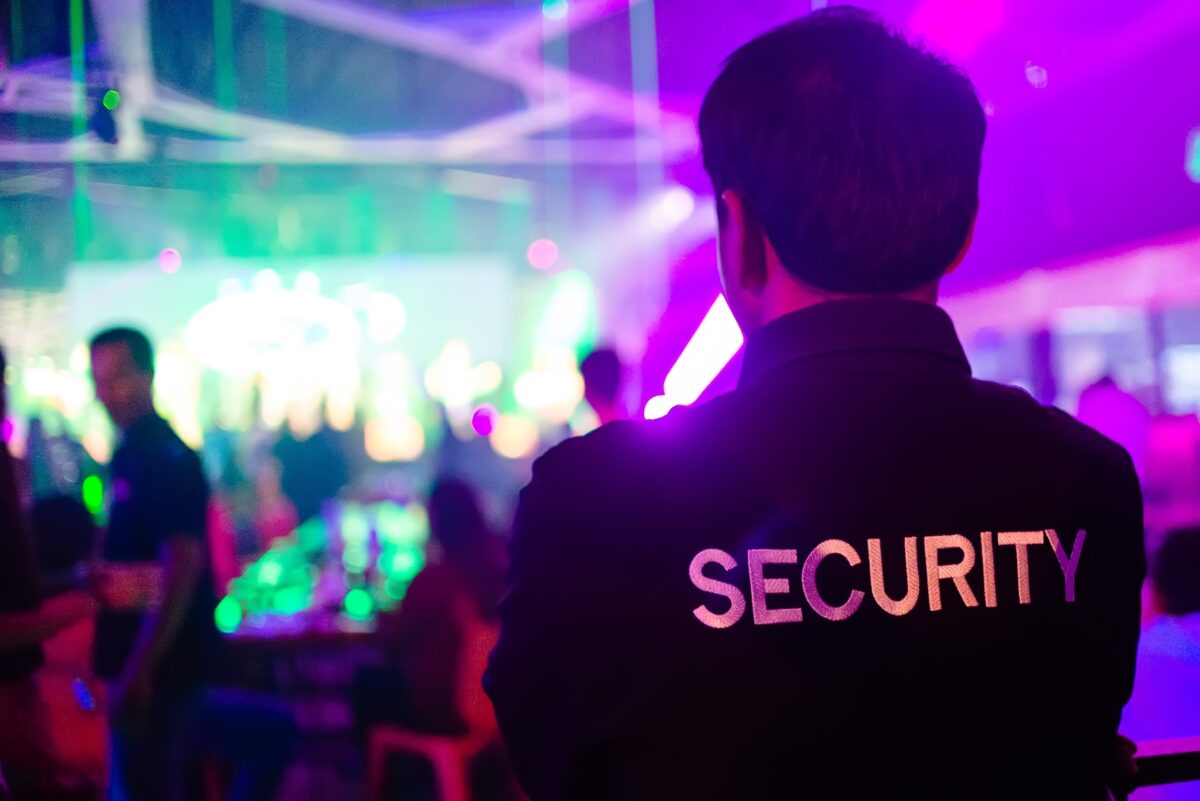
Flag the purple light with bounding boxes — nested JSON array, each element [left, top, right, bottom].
[[1, 418, 12, 444], [158, 248, 182, 274], [471, 404, 497, 437], [526, 238, 560, 271]]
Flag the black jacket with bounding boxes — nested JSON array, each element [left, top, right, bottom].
[[486, 298, 1145, 801]]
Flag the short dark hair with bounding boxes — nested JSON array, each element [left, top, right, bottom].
[[580, 347, 623, 404], [699, 7, 986, 294], [89, 326, 155, 374], [1153, 526, 1200, 616]]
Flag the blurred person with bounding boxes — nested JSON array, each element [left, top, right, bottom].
[[29, 496, 107, 796], [579, 347, 628, 426], [1078, 375, 1152, 480], [487, 9, 1145, 801], [354, 478, 512, 797], [271, 409, 350, 526], [0, 346, 97, 800], [87, 327, 225, 801], [1121, 526, 1200, 801]]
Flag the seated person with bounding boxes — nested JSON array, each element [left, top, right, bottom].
[[1122, 526, 1200, 801], [358, 477, 506, 736]]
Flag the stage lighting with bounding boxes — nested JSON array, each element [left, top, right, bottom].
[[646, 296, 744, 419]]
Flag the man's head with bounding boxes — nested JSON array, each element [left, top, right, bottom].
[[1153, 526, 1200, 617], [699, 7, 986, 331], [580, 347, 624, 422], [89, 326, 156, 429]]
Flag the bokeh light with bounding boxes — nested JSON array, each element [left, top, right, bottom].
[[82, 475, 104, 517], [102, 89, 121, 111], [214, 596, 243, 634], [489, 414, 539, 459], [526, 238, 560, 270], [648, 186, 697, 231], [158, 248, 182, 274], [364, 416, 425, 462], [344, 587, 374, 620], [542, 0, 568, 21], [1024, 61, 1048, 90], [471, 404, 497, 437]]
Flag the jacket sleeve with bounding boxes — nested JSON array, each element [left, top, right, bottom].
[[484, 440, 606, 801], [1093, 449, 1146, 735]]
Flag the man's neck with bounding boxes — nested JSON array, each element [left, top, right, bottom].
[[756, 279, 940, 330]]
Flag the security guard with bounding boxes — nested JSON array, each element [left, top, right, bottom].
[[486, 8, 1144, 801]]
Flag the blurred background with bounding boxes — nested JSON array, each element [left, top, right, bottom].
[[0, 0, 1198, 798]]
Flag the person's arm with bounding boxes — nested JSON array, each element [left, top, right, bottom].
[[485, 441, 603, 800], [115, 537, 204, 701], [0, 591, 96, 647], [1100, 450, 1147, 795]]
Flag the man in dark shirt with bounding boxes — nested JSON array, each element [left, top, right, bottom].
[[89, 326, 223, 800], [486, 9, 1145, 801]]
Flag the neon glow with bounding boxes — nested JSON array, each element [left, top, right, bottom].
[[102, 89, 121, 111], [646, 295, 744, 419], [643, 395, 675, 421], [471, 404, 497, 437], [82, 475, 104, 517], [214, 596, 243, 634]]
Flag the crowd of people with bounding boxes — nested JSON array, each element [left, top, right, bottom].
[[1, 6, 1199, 801]]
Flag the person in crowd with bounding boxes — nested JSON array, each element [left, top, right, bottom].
[[1077, 374, 1152, 481], [87, 327, 225, 800], [486, 8, 1145, 800], [0, 344, 98, 800], [29, 496, 108, 796], [359, 477, 506, 735], [579, 347, 628, 426], [355, 477, 512, 797], [1121, 526, 1200, 801], [271, 409, 350, 526]]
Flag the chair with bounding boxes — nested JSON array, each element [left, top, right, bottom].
[[366, 620, 500, 801]]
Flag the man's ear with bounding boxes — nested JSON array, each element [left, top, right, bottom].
[[721, 190, 768, 293]]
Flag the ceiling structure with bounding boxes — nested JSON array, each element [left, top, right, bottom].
[[0, 0, 1196, 289]]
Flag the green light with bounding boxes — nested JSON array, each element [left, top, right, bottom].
[[81, 475, 104, 517], [214, 596, 242, 634], [344, 587, 373, 620], [385, 549, 422, 581], [102, 89, 121, 111], [1187, 129, 1200, 184], [341, 507, 370, 544], [272, 586, 308, 616], [385, 578, 409, 601], [342, 546, 368, 573], [258, 559, 282, 585]]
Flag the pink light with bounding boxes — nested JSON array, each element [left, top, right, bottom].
[[471, 404, 498, 437], [645, 296, 744, 419], [526, 238, 560, 271], [158, 248, 182, 274], [1, 418, 12, 444]]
